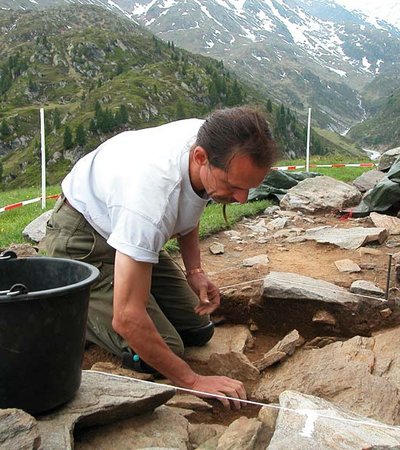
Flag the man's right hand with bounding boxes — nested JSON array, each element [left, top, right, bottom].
[[187, 374, 247, 409]]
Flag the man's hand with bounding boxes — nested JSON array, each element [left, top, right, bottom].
[[187, 374, 247, 409], [186, 272, 220, 315]]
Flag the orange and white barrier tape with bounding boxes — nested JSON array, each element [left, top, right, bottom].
[[271, 163, 376, 171], [0, 194, 59, 213]]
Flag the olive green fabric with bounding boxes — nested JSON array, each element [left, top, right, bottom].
[[46, 196, 209, 358]]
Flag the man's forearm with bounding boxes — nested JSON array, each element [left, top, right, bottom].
[[178, 225, 202, 272]]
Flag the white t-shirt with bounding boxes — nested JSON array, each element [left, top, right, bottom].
[[62, 119, 208, 263]]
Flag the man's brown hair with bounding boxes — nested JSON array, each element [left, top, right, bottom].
[[196, 105, 278, 171]]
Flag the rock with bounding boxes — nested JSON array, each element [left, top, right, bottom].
[[189, 423, 227, 449], [216, 417, 271, 450], [252, 331, 400, 425], [353, 170, 386, 192], [266, 217, 288, 231], [166, 394, 212, 411], [243, 218, 269, 233], [268, 390, 400, 449], [37, 371, 175, 449], [75, 405, 189, 450], [312, 310, 336, 325], [258, 405, 279, 433], [209, 351, 260, 381], [377, 147, 400, 171], [254, 330, 305, 371], [334, 259, 361, 273], [264, 205, 281, 215], [284, 236, 307, 243], [280, 176, 362, 213], [242, 254, 269, 267], [370, 212, 400, 235], [305, 226, 388, 250], [209, 242, 225, 255], [0, 409, 41, 450], [358, 247, 384, 256], [386, 239, 400, 248], [305, 336, 342, 349], [22, 210, 53, 243], [258, 272, 393, 336], [350, 280, 385, 298], [380, 308, 393, 318], [184, 325, 252, 364]]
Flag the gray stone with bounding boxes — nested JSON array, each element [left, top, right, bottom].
[[257, 272, 394, 336], [252, 331, 400, 425], [268, 390, 400, 449], [37, 370, 175, 450], [378, 147, 400, 171], [334, 259, 361, 273], [353, 170, 385, 192], [184, 325, 252, 364], [254, 330, 304, 371], [23, 210, 53, 243], [370, 212, 400, 235], [266, 217, 288, 231], [264, 206, 281, 216], [209, 351, 260, 381], [75, 405, 189, 450], [280, 176, 361, 213], [0, 409, 41, 450], [242, 254, 269, 267], [216, 417, 271, 450], [209, 242, 225, 255], [350, 280, 385, 298], [305, 226, 388, 250]]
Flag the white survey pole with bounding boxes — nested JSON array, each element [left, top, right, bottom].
[[40, 108, 46, 209], [306, 107, 311, 173]]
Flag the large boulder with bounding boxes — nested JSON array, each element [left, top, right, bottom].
[[280, 176, 361, 213], [268, 390, 400, 449], [252, 327, 400, 425], [352, 169, 385, 192], [377, 147, 400, 171]]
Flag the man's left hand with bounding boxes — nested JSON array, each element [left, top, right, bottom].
[[187, 272, 220, 316]]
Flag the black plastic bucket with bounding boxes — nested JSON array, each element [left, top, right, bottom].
[[0, 254, 99, 415]]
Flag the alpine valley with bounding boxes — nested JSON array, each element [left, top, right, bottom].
[[0, 0, 399, 187]]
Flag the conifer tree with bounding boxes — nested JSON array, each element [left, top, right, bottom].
[[75, 124, 86, 147], [0, 119, 11, 137], [63, 125, 73, 150]]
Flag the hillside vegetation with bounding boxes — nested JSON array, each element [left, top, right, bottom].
[[0, 5, 365, 190]]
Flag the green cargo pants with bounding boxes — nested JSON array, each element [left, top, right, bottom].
[[45, 195, 211, 358]]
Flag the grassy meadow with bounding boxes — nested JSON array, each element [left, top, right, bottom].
[[0, 158, 375, 250]]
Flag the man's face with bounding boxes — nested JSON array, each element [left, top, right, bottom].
[[199, 153, 269, 204]]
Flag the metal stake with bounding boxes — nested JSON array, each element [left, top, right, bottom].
[[385, 254, 393, 300]]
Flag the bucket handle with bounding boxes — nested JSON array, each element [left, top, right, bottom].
[[0, 283, 29, 297], [0, 250, 17, 261]]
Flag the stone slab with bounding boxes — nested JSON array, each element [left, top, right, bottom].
[[370, 212, 400, 235], [334, 259, 361, 273], [0, 409, 41, 450]]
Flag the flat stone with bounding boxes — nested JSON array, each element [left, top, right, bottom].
[[75, 405, 189, 450], [268, 390, 400, 449], [305, 226, 388, 250], [209, 351, 260, 381], [312, 310, 336, 325], [254, 330, 304, 371], [266, 217, 288, 231], [189, 423, 227, 449], [258, 272, 394, 336], [370, 212, 400, 235], [184, 325, 252, 364], [0, 409, 41, 450], [90, 361, 154, 380], [377, 146, 400, 171], [358, 247, 384, 256], [166, 394, 212, 411], [242, 254, 269, 267], [23, 210, 53, 243], [209, 242, 225, 255], [350, 280, 385, 298], [37, 370, 175, 450], [334, 259, 361, 273]]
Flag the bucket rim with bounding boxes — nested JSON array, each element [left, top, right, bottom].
[[0, 257, 99, 302]]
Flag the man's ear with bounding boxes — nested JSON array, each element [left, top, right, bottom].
[[192, 146, 209, 167]]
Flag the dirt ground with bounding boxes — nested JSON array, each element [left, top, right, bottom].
[[80, 209, 399, 425]]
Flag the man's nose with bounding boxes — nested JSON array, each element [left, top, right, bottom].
[[233, 189, 249, 204]]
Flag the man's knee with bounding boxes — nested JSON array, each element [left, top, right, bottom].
[[179, 321, 214, 347]]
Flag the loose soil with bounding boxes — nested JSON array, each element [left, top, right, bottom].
[[81, 210, 399, 426]]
